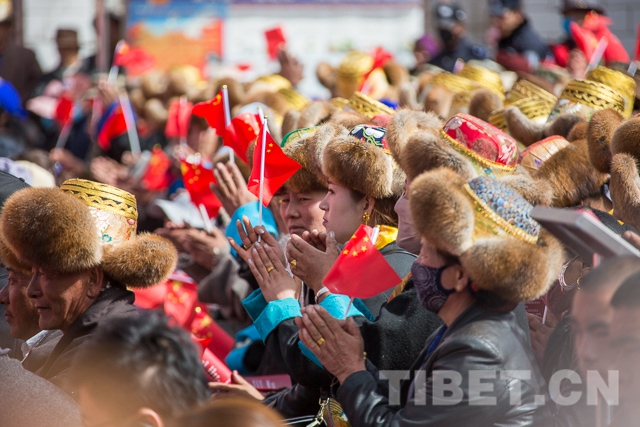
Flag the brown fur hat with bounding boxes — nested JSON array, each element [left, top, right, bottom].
[[322, 133, 402, 199], [499, 169, 554, 206], [610, 153, 640, 230], [386, 108, 443, 165], [610, 117, 640, 159], [328, 110, 373, 129], [469, 89, 504, 123], [0, 183, 178, 288], [399, 132, 477, 182], [424, 86, 455, 120], [567, 122, 588, 142], [283, 133, 328, 194], [101, 233, 177, 289], [306, 123, 349, 182], [0, 188, 102, 274], [587, 109, 625, 173], [505, 107, 585, 146], [409, 168, 563, 302], [534, 139, 609, 207]]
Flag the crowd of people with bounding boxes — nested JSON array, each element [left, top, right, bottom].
[[0, 0, 640, 426]]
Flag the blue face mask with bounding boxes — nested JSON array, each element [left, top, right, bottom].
[[562, 17, 573, 36], [411, 261, 455, 313]]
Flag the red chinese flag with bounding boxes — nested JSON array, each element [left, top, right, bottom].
[[323, 225, 401, 299], [97, 104, 127, 151], [191, 301, 235, 360], [165, 99, 193, 140], [142, 147, 173, 191], [113, 41, 155, 76], [54, 95, 73, 126], [247, 125, 301, 207], [180, 157, 222, 217], [192, 90, 226, 135], [265, 26, 286, 60], [223, 112, 261, 163]]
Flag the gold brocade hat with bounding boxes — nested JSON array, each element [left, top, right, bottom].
[[548, 79, 625, 121], [330, 97, 349, 109], [458, 63, 505, 100], [0, 180, 176, 288], [586, 66, 637, 119], [507, 79, 557, 106], [410, 169, 563, 302], [278, 87, 310, 111], [255, 74, 292, 92], [429, 72, 477, 94], [489, 98, 554, 132], [337, 51, 374, 81], [347, 91, 394, 119], [519, 135, 571, 174]]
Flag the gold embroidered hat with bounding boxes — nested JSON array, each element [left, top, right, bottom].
[[458, 63, 505, 100], [0, 180, 177, 288], [507, 79, 557, 106], [548, 79, 625, 121], [410, 168, 563, 302], [586, 66, 637, 119], [347, 91, 395, 119]]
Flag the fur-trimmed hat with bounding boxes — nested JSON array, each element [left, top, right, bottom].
[[504, 106, 585, 146], [321, 126, 404, 199], [409, 168, 563, 302], [0, 180, 177, 288], [609, 117, 640, 230], [282, 127, 329, 194], [587, 108, 625, 173], [534, 139, 609, 207]]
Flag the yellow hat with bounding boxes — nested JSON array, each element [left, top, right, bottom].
[[459, 63, 505, 100], [586, 66, 636, 119], [548, 79, 625, 121], [507, 79, 557, 106], [489, 98, 554, 132], [347, 91, 394, 119]]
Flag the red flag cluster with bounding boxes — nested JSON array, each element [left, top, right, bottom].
[[192, 90, 262, 163], [133, 272, 234, 382], [247, 123, 301, 207], [180, 156, 222, 217], [323, 225, 401, 299]]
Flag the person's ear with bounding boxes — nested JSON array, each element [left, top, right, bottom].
[[135, 408, 164, 427], [363, 195, 376, 216], [450, 264, 470, 293], [86, 267, 104, 299]]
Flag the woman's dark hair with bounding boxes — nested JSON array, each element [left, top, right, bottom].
[[347, 188, 398, 227]]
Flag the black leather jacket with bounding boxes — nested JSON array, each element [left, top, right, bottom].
[[337, 303, 545, 427]]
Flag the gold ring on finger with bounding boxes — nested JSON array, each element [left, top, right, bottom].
[[316, 337, 325, 346], [266, 266, 275, 273], [290, 259, 297, 269]]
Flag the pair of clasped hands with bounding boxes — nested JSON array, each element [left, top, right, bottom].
[[227, 217, 367, 385]]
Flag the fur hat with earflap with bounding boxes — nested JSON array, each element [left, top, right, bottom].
[[409, 168, 564, 303], [608, 117, 640, 230], [0, 180, 177, 288]]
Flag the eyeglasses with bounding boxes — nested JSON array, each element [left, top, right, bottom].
[[558, 255, 590, 292]]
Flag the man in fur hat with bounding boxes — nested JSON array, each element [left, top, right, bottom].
[[0, 179, 176, 397]]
